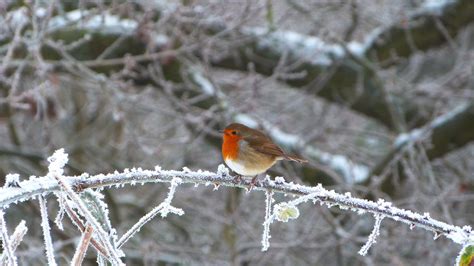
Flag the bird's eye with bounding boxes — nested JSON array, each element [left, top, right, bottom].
[[231, 131, 237, 135]]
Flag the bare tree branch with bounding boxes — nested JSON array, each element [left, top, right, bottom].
[[0, 158, 472, 248]]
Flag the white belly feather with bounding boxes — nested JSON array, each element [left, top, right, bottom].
[[224, 158, 273, 176]]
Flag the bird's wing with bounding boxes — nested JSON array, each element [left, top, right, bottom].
[[244, 135, 286, 158], [244, 132, 308, 163]]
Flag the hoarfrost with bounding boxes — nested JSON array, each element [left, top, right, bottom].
[[117, 177, 184, 248], [261, 190, 274, 251], [358, 214, 384, 256], [47, 149, 68, 176], [4, 174, 20, 188], [39, 196, 57, 266]]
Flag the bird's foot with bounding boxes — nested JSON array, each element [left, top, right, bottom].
[[232, 174, 242, 184], [247, 175, 260, 192]]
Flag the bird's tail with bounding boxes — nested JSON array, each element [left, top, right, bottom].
[[283, 154, 308, 163]]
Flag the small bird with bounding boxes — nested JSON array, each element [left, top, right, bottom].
[[221, 123, 307, 185]]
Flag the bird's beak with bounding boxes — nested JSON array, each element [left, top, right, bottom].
[[218, 130, 225, 134]]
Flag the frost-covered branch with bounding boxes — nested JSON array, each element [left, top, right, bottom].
[[358, 214, 384, 256], [48, 150, 124, 265], [116, 177, 184, 248], [38, 195, 57, 266], [1, 150, 473, 255], [261, 189, 274, 251]]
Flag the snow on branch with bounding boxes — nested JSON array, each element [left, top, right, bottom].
[[261, 189, 274, 251], [0, 149, 473, 263], [358, 214, 384, 256], [49, 150, 124, 265], [39, 195, 57, 266]]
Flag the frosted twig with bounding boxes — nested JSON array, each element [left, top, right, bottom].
[[157, 177, 184, 218], [53, 193, 66, 231], [261, 189, 274, 251], [0, 210, 17, 266], [48, 150, 123, 265], [0, 220, 27, 265], [358, 214, 384, 256], [55, 175, 123, 265], [39, 195, 57, 266], [0, 150, 473, 256], [1, 161, 473, 246], [72, 225, 94, 266], [63, 201, 108, 257], [1, 163, 473, 247], [117, 177, 184, 248], [260, 192, 310, 250]]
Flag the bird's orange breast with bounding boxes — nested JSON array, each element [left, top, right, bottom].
[[222, 136, 240, 160]]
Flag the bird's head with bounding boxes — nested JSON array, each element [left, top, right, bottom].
[[220, 123, 251, 141]]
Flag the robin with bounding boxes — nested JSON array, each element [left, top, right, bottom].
[[221, 123, 307, 186]]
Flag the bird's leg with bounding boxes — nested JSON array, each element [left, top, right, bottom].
[[232, 174, 242, 184], [248, 175, 260, 191]]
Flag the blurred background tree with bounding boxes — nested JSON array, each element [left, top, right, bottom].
[[0, 0, 473, 265]]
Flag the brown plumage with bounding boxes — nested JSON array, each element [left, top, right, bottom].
[[221, 123, 307, 179]]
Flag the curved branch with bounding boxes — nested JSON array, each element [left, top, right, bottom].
[[1, 162, 473, 247]]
